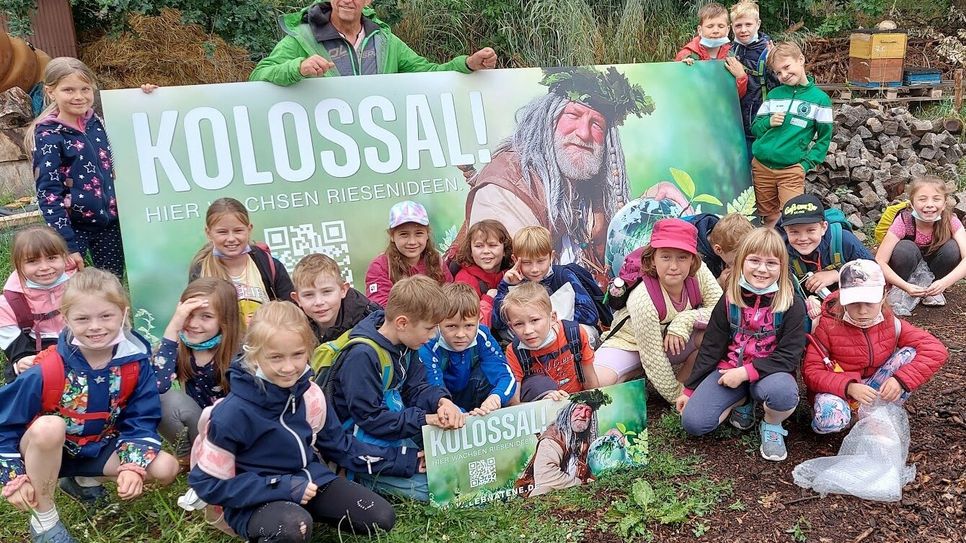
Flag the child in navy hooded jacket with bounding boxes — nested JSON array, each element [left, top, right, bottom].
[[189, 302, 418, 540]]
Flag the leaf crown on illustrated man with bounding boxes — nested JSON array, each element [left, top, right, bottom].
[[539, 66, 656, 125]]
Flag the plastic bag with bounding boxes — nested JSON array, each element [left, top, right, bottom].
[[886, 260, 934, 316], [792, 401, 916, 502]]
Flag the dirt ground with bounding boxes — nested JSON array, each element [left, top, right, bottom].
[[587, 283, 966, 543]]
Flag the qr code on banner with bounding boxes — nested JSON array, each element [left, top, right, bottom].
[[468, 457, 497, 488], [262, 221, 354, 285]]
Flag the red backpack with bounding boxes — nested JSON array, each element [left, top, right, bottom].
[[33, 345, 140, 447]]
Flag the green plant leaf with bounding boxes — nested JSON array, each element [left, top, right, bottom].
[[669, 168, 695, 199], [726, 186, 757, 220], [616, 422, 627, 433], [692, 194, 723, 207], [632, 479, 655, 507]]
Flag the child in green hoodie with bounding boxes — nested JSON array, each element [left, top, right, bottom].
[[751, 42, 833, 229]]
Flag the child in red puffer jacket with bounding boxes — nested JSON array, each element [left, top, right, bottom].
[[803, 259, 948, 434]]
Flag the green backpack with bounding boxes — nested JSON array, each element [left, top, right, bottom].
[[311, 330, 394, 394]]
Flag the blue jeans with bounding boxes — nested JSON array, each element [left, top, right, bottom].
[[682, 371, 799, 436], [352, 438, 429, 502]]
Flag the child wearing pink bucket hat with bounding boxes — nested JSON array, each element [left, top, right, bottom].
[[365, 201, 453, 307], [595, 218, 723, 404]]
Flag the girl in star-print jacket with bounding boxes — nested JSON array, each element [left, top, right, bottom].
[[27, 58, 137, 278]]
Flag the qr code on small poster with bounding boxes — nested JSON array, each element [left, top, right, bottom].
[[263, 221, 353, 285], [468, 457, 497, 488]]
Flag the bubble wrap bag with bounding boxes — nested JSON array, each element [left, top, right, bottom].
[[887, 260, 934, 317], [792, 401, 916, 502]]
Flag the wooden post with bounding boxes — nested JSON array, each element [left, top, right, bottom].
[[955, 69, 964, 111]]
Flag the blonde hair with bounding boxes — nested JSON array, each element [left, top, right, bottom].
[[768, 42, 804, 69], [441, 282, 481, 320], [60, 267, 129, 326], [455, 219, 513, 270], [385, 225, 445, 284], [729, 0, 760, 21], [173, 278, 241, 392], [698, 2, 728, 23], [24, 57, 98, 152], [708, 213, 755, 254], [908, 176, 954, 256], [241, 301, 317, 374], [727, 228, 794, 312], [11, 226, 70, 284], [292, 253, 343, 291], [190, 198, 252, 282], [500, 281, 553, 323], [512, 226, 552, 259], [385, 275, 448, 323]]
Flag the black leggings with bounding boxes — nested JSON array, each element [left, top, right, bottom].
[[246, 477, 395, 542]]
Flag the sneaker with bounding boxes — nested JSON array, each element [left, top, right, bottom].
[[728, 401, 755, 431], [58, 477, 107, 506], [759, 421, 788, 461], [922, 293, 946, 307], [30, 521, 77, 543]]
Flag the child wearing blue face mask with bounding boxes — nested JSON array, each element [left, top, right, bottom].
[[729, 0, 780, 155], [0, 226, 76, 383], [152, 278, 241, 471], [189, 198, 294, 327], [675, 2, 748, 97], [876, 176, 966, 310], [676, 228, 805, 463]]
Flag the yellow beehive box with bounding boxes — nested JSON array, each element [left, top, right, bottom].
[[849, 32, 907, 59]]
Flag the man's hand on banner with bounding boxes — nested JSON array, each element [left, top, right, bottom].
[[467, 48, 498, 71], [300, 55, 335, 78]]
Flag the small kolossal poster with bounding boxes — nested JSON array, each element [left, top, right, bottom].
[[423, 380, 648, 509]]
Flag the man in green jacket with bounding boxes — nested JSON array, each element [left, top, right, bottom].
[[251, 0, 498, 85]]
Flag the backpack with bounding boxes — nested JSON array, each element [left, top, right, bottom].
[[2, 290, 60, 351], [727, 300, 784, 340], [511, 320, 585, 384], [789, 208, 852, 279], [32, 345, 139, 447], [252, 241, 276, 284], [874, 202, 914, 245], [603, 274, 702, 342], [311, 330, 394, 397], [552, 263, 613, 327]]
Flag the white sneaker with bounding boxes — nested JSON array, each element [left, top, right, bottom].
[[922, 293, 946, 307]]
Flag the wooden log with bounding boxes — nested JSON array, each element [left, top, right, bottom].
[[0, 86, 33, 129], [0, 127, 27, 162], [944, 118, 964, 135], [955, 69, 964, 111]]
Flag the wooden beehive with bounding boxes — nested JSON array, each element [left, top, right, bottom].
[[849, 57, 904, 87], [849, 32, 907, 60]]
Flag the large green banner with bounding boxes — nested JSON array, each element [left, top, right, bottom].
[[423, 381, 648, 509], [102, 62, 752, 339]]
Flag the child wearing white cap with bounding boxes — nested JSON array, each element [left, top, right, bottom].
[[364, 201, 453, 307], [802, 259, 949, 434]]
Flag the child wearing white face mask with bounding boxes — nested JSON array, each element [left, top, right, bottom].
[[675, 2, 748, 97], [0, 268, 179, 543], [876, 176, 966, 309], [802, 260, 948, 434]]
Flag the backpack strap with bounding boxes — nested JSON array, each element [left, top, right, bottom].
[[684, 277, 702, 309], [116, 362, 140, 409], [511, 338, 532, 378], [561, 320, 585, 384], [3, 290, 34, 333], [37, 346, 66, 414], [344, 337, 394, 392], [789, 257, 806, 280], [829, 222, 844, 268], [642, 275, 668, 321], [727, 299, 740, 337], [253, 242, 277, 285]]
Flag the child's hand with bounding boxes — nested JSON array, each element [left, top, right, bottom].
[[664, 333, 686, 356], [847, 382, 877, 405], [923, 277, 951, 297], [435, 398, 466, 429], [681, 58, 695, 66], [718, 267, 732, 288], [14, 355, 36, 375], [470, 394, 502, 416], [805, 270, 838, 293], [117, 470, 144, 500], [674, 394, 689, 414], [503, 260, 524, 286], [300, 482, 318, 505], [140, 84, 159, 94], [806, 296, 822, 319], [879, 377, 904, 403], [300, 55, 335, 77], [901, 282, 927, 297], [417, 451, 427, 473], [769, 112, 786, 127], [5, 480, 37, 511], [164, 297, 208, 341], [545, 390, 570, 402], [485, 288, 498, 299], [68, 252, 86, 271], [724, 57, 744, 78], [717, 366, 749, 388]]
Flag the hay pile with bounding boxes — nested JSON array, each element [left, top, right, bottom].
[[81, 9, 255, 89]]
